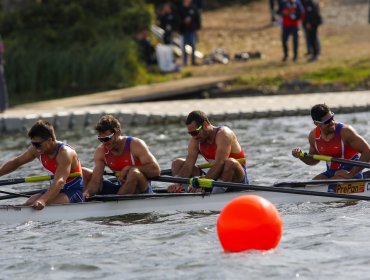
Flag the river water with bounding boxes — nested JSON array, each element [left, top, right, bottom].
[[1, 111, 370, 279]]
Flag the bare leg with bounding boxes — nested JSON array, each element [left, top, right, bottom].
[[117, 167, 149, 195], [313, 174, 329, 180], [168, 158, 201, 193], [219, 159, 246, 183], [172, 158, 201, 176]]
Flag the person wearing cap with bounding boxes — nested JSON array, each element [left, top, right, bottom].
[[292, 104, 370, 179], [83, 115, 160, 197]]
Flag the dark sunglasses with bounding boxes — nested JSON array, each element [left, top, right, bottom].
[[30, 139, 47, 148], [316, 113, 335, 125], [98, 132, 115, 143], [188, 125, 203, 137]]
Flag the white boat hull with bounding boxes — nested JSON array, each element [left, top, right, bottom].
[[0, 184, 366, 224]]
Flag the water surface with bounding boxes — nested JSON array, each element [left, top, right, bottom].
[[1, 111, 370, 279]]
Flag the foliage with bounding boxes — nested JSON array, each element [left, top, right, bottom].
[[301, 60, 370, 86], [0, 0, 153, 105]]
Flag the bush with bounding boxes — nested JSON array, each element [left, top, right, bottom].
[[0, 0, 153, 105]]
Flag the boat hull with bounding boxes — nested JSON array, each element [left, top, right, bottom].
[[0, 185, 363, 224]]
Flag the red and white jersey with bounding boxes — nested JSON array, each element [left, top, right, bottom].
[[315, 123, 359, 169], [199, 127, 246, 165], [104, 136, 142, 172], [39, 143, 82, 182]]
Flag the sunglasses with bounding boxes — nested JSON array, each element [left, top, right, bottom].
[[98, 132, 115, 143], [316, 113, 335, 125], [30, 139, 47, 148], [188, 125, 203, 137]]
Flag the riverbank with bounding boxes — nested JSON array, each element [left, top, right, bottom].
[[1, 88, 369, 132]]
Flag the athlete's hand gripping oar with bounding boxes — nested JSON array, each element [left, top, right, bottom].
[[160, 158, 246, 176], [152, 176, 370, 201], [0, 172, 81, 187], [299, 152, 370, 169]]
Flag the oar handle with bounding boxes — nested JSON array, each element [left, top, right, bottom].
[[24, 172, 81, 182], [0, 172, 82, 187], [299, 152, 370, 169], [299, 152, 331, 162]]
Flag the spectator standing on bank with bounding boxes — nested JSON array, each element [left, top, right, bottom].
[[178, 0, 201, 66], [302, 0, 322, 62], [269, 0, 277, 24], [277, 0, 303, 62], [159, 2, 179, 45], [0, 34, 8, 112]]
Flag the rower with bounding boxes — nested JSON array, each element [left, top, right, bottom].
[[292, 104, 370, 180], [167, 110, 248, 193], [83, 115, 160, 197], [0, 120, 84, 210]]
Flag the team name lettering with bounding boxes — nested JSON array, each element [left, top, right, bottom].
[[336, 183, 365, 194]]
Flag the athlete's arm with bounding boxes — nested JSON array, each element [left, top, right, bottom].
[[131, 138, 160, 178], [0, 146, 37, 177], [86, 146, 106, 195], [292, 129, 320, 165], [342, 125, 370, 176], [37, 147, 73, 205], [176, 138, 199, 178]]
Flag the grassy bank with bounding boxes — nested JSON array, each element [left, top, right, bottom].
[[187, 0, 370, 94]]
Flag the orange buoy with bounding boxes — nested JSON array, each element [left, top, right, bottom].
[[217, 195, 283, 252]]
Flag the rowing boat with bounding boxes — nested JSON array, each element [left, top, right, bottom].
[[1, 181, 369, 224]]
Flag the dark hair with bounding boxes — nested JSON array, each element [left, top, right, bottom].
[[28, 120, 56, 141], [185, 110, 210, 126], [95, 115, 121, 133], [311, 104, 330, 121]]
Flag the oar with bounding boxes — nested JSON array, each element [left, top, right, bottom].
[[151, 176, 370, 201], [274, 178, 370, 187], [160, 158, 246, 175], [0, 172, 81, 187], [0, 189, 47, 200], [104, 158, 247, 177], [299, 152, 370, 169], [0, 190, 31, 198]]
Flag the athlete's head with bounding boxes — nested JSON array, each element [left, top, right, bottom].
[[311, 104, 331, 122], [95, 115, 121, 134], [28, 120, 56, 141], [186, 110, 210, 127]]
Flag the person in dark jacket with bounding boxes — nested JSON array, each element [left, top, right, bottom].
[[178, 0, 201, 66], [159, 2, 179, 45], [135, 30, 157, 66], [277, 0, 303, 62], [302, 0, 322, 62]]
